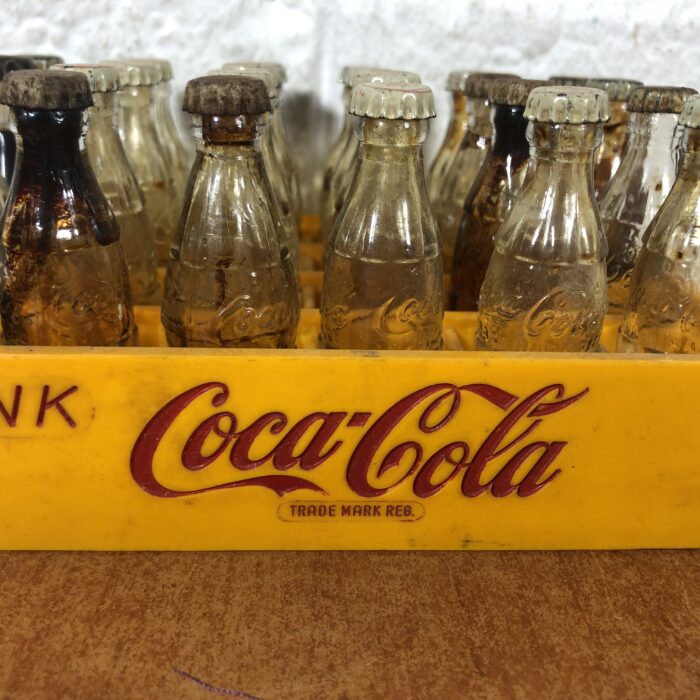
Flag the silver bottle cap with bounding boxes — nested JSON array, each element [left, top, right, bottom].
[[350, 82, 435, 120], [51, 63, 121, 93], [212, 66, 279, 99], [102, 60, 161, 87], [348, 68, 421, 89], [524, 86, 610, 124], [222, 62, 286, 89]]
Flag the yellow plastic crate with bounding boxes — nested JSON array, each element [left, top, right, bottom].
[[0, 304, 697, 550]]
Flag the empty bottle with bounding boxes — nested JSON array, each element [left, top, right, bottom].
[[0, 56, 36, 209], [321, 82, 442, 350], [162, 75, 299, 348], [53, 63, 158, 304], [214, 65, 300, 267], [451, 78, 550, 311], [599, 85, 697, 312], [321, 68, 421, 243], [551, 76, 642, 197], [433, 71, 518, 272], [428, 69, 470, 204], [619, 95, 700, 353], [222, 62, 301, 222], [477, 86, 610, 352], [0, 70, 134, 345], [103, 59, 180, 266]]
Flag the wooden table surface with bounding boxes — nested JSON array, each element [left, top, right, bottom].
[[0, 551, 698, 699]]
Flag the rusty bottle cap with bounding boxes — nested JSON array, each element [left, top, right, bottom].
[[0, 69, 93, 110], [183, 74, 271, 115]]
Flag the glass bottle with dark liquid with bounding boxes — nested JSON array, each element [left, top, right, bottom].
[[161, 75, 300, 348], [550, 76, 642, 198], [451, 78, 550, 311], [598, 85, 697, 312], [0, 69, 134, 346], [433, 71, 518, 272], [477, 86, 610, 352], [321, 82, 442, 350], [619, 95, 700, 353]]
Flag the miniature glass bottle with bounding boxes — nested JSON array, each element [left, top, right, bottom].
[[433, 71, 518, 272], [428, 69, 470, 205], [53, 64, 158, 304], [451, 79, 550, 311], [618, 95, 700, 353], [321, 68, 421, 243], [162, 75, 300, 348], [599, 85, 697, 312], [103, 60, 181, 266], [321, 83, 442, 350], [0, 56, 36, 210], [222, 62, 301, 222], [214, 66, 300, 268], [0, 70, 134, 346], [477, 86, 610, 352], [551, 76, 642, 197]]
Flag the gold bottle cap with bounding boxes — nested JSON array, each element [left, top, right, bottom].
[[627, 85, 698, 114], [51, 64, 121, 93], [101, 60, 161, 87], [350, 82, 435, 120], [348, 68, 421, 89], [212, 66, 279, 99], [222, 62, 286, 89], [525, 86, 610, 124]]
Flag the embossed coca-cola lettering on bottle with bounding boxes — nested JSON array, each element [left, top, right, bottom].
[[0, 69, 134, 346], [477, 86, 610, 352], [320, 82, 443, 350], [451, 78, 550, 311], [599, 85, 697, 312], [161, 75, 300, 348], [619, 95, 700, 353]]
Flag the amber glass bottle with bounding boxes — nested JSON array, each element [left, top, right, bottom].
[[477, 86, 610, 352], [321, 83, 442, 350], [0, 70, 134, 346], [434, 71, 518, 271], [162, 75, 299, 348], [451, 78, 550, 311]]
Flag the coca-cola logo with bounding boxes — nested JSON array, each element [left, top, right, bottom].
[[130, 382, 587, 500]]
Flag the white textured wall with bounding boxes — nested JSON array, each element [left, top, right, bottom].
[[4, 0, 700, 204]]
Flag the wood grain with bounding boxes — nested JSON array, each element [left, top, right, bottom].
[[0, 551, 698, 699]]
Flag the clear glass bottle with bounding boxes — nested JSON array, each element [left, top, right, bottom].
[[53, 63, 158, 304], [0, 56, 36, 210], [321, 83, 442, 350], [162, 75, 300, 348], [123, 58, 191, 197], [451, 79, 549, 311], [0, 70, 134, 346], [213, 66, 300, 268], [599, 85, 697, 312], [103, 60, 181, 266], [433, 71, 518, 272], [428, 69, 471, 205], [222, 62, 301, 222], [477, 86, 610, 352], [550, 76, 642, 197], [618, 95, 700, 353], [321, 68, 421, 243]]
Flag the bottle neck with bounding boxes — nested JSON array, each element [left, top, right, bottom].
[[445, 92, 469, 139], [338, 86, 354, 138], [467, 97, 491, 140], [677, 127, 700, 176], [191, 113, 266, 158], [86, 92, 122, 146], [119, 85, 156, 131], [625, 111, 678, 160], [13, 108, 86, 169], [491, 104, 529, 159]]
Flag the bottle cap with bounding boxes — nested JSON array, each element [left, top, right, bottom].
[[339, 65, 383, 85], [0, 55, 36, 80], [212, 66, 279, 99], [0, 69, 93, 110], [222, 62, 286, 89], [51, 64, 121, 93], [679, 94, 700, 129], [446, 69, 472, 93], [183, 74, 271, 115], [118, 58, 173, 82], [101, 60, 161, 87], [350, 82, 435, 120], [462, 72, 520, 99], [18, 55, 63, 69], [348, 68, 421, 89], [490, 78, 553, 107], [524, 86, 610, 124], [627, 85, 698, 114], [550, 76, 643, 102]]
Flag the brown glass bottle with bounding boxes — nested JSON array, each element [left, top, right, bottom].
[[0, 70, 134, 346], [451, 79, 549, 310]]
